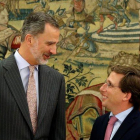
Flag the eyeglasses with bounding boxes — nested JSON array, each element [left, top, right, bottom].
[[104, 80, 120, 89]]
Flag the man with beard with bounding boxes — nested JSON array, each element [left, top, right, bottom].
[[90, 65, 140, 140], [0, 12, 66, 140]]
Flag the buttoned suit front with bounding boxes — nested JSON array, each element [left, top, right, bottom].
[[0, 54, 66, 140], [90, 108, 140, 140]]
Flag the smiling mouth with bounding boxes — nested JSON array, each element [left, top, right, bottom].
[[43, 54, 51, 59], [102, 95, 107, 99]]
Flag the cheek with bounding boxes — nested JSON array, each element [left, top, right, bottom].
[[37, 44, 44, 51], [44, 45, 51, 52], [112, 93, 122, 104], [107, 91, 116, 101], [0, 19, 4, 24]]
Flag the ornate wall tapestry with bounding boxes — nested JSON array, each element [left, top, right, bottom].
[[0, 0, 140, 139]]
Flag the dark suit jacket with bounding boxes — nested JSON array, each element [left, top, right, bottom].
[[90, 108, 140, 140], [0, 54, 66, 140]]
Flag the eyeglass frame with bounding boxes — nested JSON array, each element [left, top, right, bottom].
[[103, 80, 120, 89]]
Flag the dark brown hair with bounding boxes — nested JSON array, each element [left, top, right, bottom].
[[111, 65, 140, 108]]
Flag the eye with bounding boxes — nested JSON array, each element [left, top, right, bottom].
[[46, 42, 53, 46], [107, 82, 112, 87], [106, 81, 113, 87]]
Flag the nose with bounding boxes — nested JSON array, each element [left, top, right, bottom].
[[100, 83, 107, 92], [50, 45, 57, 55]]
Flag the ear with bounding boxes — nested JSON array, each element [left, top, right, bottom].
[[123, 92, 132, 101], [25, 34, 33, 46]]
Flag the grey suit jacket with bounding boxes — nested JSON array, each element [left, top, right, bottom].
[[0, 54, 66, 140]]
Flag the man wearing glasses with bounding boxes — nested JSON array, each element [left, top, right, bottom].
[[90, 65, 140, 140]]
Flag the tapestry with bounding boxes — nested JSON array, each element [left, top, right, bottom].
[[0, 0, 140, 139]]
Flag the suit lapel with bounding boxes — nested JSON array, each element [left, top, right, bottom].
[[37, 65, 51, 127], [3, 54, 32, 131], [113, 108, 138, 140]]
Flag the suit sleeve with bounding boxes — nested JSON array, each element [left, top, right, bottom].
[[49, 75, 66, 140]]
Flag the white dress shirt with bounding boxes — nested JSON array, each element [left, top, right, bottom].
[[14, 50, 39, 113], [109, 107, 134, 140]]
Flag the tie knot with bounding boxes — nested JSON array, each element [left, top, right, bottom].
[[29, 66, 35, 74], [108, 116, 118, 125]]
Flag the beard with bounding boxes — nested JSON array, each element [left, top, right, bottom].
[[30, 40, 48, 65]]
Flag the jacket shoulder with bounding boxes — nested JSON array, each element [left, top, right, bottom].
[[40, 64, 64, 79]]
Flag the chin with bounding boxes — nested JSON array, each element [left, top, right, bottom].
[[102, 102, 107, 108], [38, 59, 48, 65]]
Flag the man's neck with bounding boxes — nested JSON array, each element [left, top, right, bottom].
[[111, 104, 133, 115]]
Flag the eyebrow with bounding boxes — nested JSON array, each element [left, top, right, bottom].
[[106, 79, 113, 85], [45, 41, 56, 44], [107, 79, 120, 88]]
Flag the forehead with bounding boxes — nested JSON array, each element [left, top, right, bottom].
[[44, 24, 59, 33], [40, 24, 60, 39], [108, 72, 124, 84], [0, 8, 8, 16], [36, 24, 60, 43]]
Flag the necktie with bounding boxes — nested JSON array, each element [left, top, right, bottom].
[[27, 66, 37, 134], [104, 116, 118, 140]]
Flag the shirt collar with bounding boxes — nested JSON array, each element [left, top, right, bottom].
[[109, 107, 134, 123], [14, 49, 38, 71]]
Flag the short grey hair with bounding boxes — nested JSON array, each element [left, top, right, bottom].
[[21, 12, 59, 42]]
